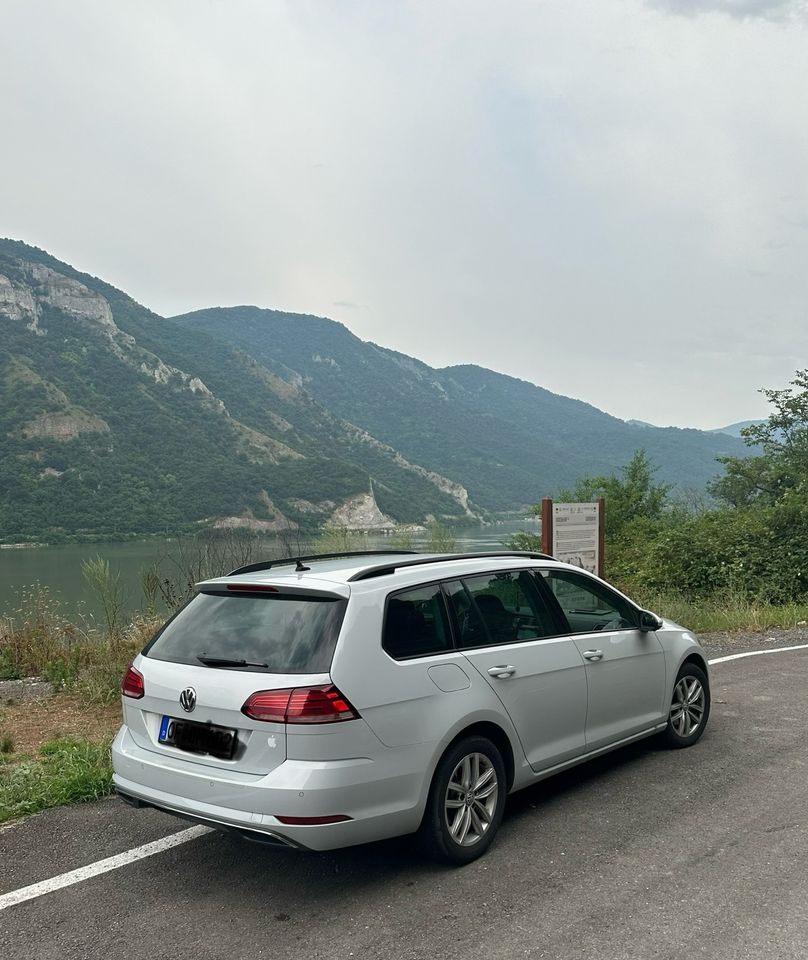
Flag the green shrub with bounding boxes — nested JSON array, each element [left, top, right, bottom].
[[629, 503, 808, 603], [425, 521, 457, 553], [0, 737, 113, 824]]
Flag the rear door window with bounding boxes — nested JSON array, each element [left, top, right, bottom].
[[144, 591, 347, 673], [443, 580, 488, 648], [462, 570, 556, 645], [445, 571, 555, 648], [383, 583, 452, 659]]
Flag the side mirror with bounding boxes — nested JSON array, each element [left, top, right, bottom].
[[638, 610, 663, 632]]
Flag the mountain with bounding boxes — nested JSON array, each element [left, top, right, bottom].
[[0, 240, 748, 541], [710, 420, 763, 439], [172, 306, 748, 512], [0, 241, 474, 540]]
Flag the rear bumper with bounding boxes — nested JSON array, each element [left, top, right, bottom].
[[111, 725, 430, 851], [114, 784, 303, 848]]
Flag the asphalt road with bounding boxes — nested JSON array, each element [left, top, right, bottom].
[[2, 648, 807, 960]]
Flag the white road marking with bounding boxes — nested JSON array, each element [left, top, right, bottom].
[[0, 824, 212, 912], [708, 642, 808, 665], [2, 643, 808, 912]]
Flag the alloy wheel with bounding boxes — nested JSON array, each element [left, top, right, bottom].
[[670, 676, 706, 738], [444, 752, 499, 847]]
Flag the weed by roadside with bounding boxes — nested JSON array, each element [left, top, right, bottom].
[[0, 737, 113, 825], [628, 588, 808, 635], [0, 605, 158, 704], [0, 584, 84, 681]]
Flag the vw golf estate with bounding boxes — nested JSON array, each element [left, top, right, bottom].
[[113, 551, 711, 864]]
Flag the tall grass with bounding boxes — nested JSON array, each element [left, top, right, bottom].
[[0, 582, 158, 702], [0, 584, 90, 684], [81, 556, 127, 640], [0, 738, 113, 824], [631, 587, 808, 634]]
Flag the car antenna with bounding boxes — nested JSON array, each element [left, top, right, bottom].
[[295, 558, 311, 572]]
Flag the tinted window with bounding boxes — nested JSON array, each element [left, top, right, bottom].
[[539, 569, 638, 634], [446, 571, 555, 648], [444, 580, 489, 648], [144, 591, 347, 673], [464, 570, 555, 645], [383, 584, 452, 659]]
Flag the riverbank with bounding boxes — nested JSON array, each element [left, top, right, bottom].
[[0, 521, 535, 621]]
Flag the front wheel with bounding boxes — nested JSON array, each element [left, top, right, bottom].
[[663, 663, 710, 748], [417, 736, 506, 865]]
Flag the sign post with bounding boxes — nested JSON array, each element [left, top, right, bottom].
[[541, 497, 604, 577], [540, 497, 553, 557]]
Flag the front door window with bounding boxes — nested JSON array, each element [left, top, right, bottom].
[[537, 569, 637, 634]]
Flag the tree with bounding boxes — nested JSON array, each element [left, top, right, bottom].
[[509, 450, 672, 575], [710, 369, 808, 507], [557, 449, 671, 541]]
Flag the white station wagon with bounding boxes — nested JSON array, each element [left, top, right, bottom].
[[113, 551, 710, 864]]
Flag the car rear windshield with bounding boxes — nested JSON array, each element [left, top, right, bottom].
[[143, 591, 348, 674]]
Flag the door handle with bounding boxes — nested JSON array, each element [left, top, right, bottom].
[[487, 665, 516, 679], [582, 650, 603, 661]]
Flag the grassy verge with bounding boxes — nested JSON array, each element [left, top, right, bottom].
[[0, 737, 114, 825], [0, 584, 158, 703], [630, 589, 808, 634]]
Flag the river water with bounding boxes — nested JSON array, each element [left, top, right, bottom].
[[0, 520, 537, 621]]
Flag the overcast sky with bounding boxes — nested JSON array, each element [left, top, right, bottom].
[[3, 0, 807, 429]]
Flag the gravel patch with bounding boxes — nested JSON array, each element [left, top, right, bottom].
[[697, 626, 808, 659], [0, 679, 53, 704]]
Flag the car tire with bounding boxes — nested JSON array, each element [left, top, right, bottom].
[[663, 662, 710, 748], [417, 735, 506, 865]]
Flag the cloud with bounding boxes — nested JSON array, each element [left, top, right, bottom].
[[648, 0, 805, 20], [1, 0, 807, 429]]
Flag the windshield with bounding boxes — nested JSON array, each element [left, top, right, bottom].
[[143, 591, 347, 674]]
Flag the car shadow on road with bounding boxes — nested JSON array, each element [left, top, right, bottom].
[[504, 736, 659, 820], [189, 735, 662, 897]]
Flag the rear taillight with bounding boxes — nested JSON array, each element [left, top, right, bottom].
[[121, 664, 144, 699], [241, 688, 291, 723], [241, 685, 359, 724]]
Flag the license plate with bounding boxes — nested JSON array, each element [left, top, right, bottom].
[[158, 715, 238, 760]]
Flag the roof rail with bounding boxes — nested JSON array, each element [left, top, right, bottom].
[[347, 551, 555, 582], [228, 550, 417, 577]]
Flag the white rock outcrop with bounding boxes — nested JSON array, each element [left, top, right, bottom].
[[329, 491, 395, 531]]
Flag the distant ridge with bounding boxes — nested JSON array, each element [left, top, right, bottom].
[[0, 240, 475, 539], [0, 238, 749, 540], [172, 308, 748, 511], [710, 420, 764, 439]]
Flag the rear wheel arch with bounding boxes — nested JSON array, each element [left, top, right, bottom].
[[417, 731, 509, 863], [439, 721, 515, 792]]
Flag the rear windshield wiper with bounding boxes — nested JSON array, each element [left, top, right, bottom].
[[196, 655, 269, 669]]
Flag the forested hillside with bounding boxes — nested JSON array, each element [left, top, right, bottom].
[[174, 306, 747, 511], [0, 241, 474, 540], [0, 240, 748, 541]]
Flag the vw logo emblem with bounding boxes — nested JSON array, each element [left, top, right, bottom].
[[179, 687, 197, 713]]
